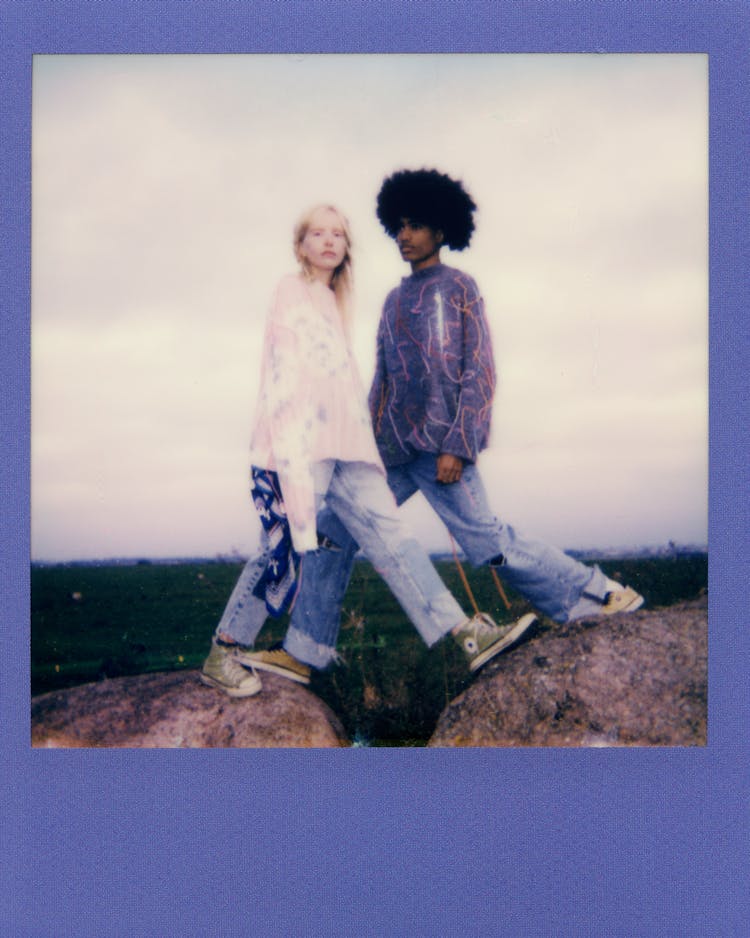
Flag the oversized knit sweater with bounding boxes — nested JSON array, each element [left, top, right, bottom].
[[368, 264, 496, 467], [249, 273, 383, 552]]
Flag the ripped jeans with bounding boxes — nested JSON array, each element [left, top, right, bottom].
[[213, 459, 466, 657], [283, 453, 612, 668]]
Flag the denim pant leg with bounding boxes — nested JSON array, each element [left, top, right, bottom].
[[324, 461, 466, 647], [283, 508, 359, 669], [282, 471, 426, 664], [214, 540, 273, 646], [282, 476, 419, 668], [401, 453, 609, 624]]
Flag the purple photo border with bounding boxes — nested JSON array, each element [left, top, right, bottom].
[[1, 3, 747, 935]]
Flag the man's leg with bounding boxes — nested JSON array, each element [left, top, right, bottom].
[[401, 453, 615, 624], [323, 461, 536, 668]]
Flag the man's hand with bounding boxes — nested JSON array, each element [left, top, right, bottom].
[[436, 453, 464, 484]]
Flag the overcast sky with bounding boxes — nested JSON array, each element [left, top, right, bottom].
[[31, 53, 707, 561]]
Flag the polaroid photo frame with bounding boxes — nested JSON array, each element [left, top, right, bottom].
[[2, 3, 747, 935]]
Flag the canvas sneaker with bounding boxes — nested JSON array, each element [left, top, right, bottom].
[[235, 645, 311, 685], [600, 585, 644, 615], [453, 612, 538, 673], [200, 640, 262, 697]]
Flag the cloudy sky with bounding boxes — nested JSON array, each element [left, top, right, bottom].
[[31, 53, 707, 562]]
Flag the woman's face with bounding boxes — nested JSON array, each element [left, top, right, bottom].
[[299, 207, 349, 281]]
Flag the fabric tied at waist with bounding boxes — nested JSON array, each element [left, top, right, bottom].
[[250, 466, 300, 616]]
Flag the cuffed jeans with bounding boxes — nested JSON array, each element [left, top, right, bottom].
[[284, 453, 612, 667], [214, 459, 466, 658]]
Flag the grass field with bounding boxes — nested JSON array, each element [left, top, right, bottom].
[[31, 552, 708, 746]]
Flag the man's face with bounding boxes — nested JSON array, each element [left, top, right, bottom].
[[395, 217, 443, 270]]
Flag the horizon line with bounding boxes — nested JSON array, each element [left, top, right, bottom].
[[31, 541, 709, 566]]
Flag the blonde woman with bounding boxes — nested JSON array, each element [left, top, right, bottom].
[[201, 204, 535, 696]]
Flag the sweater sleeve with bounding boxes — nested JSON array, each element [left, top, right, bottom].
[[261, 282, 319, 552], [367, 316, 387, 432], [440, 277, 496, 463]]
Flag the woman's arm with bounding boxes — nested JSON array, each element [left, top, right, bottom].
[[262, 284, 320, 552]]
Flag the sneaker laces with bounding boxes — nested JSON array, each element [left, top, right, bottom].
[[466, 613, 499, 637]]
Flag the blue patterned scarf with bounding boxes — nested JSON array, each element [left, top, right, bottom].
[[250, 467, 300, 616]]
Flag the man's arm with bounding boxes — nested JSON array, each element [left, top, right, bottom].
[[440, 275, 496, 469], [368, 317, 388, 432], [436, 453, 464, 484]]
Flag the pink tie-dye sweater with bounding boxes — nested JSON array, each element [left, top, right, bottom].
[[249, 273, 384, 552]]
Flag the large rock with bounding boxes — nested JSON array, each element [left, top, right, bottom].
[[428, 597, 707, 747], [32, 669, 348, 748]]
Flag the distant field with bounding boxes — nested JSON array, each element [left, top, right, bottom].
[[31, 553, 708, 746]]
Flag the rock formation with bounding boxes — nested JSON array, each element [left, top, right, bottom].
[[32, 669, 348, 748], [428, 597, 707, 747], [32, 598, 708, 749]]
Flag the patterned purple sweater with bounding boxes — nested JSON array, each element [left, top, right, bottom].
[[368, 264, 496, 467]]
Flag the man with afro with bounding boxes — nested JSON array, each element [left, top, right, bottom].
[[241, 169, 644, 680]]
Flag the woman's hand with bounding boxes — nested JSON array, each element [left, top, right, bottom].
[[436, 453, 464, 484]]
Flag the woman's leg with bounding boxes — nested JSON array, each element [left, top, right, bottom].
[[201, 545, 269, 697], [212, 543, 273, 646], [282, 468, 420, 666], [324, 461, 466, 647], [283, 508, 359, 668]]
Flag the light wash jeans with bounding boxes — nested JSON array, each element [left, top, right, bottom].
[[214, 459, 466, 656], [283, 452, 612, 667]]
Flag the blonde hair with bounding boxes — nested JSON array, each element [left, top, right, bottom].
[[293, 204, 354, 326]]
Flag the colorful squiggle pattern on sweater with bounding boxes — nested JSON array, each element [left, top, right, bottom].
[[368, 264, 496, 467]]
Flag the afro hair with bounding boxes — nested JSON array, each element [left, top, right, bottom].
[[376, 168, 477, 251]]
